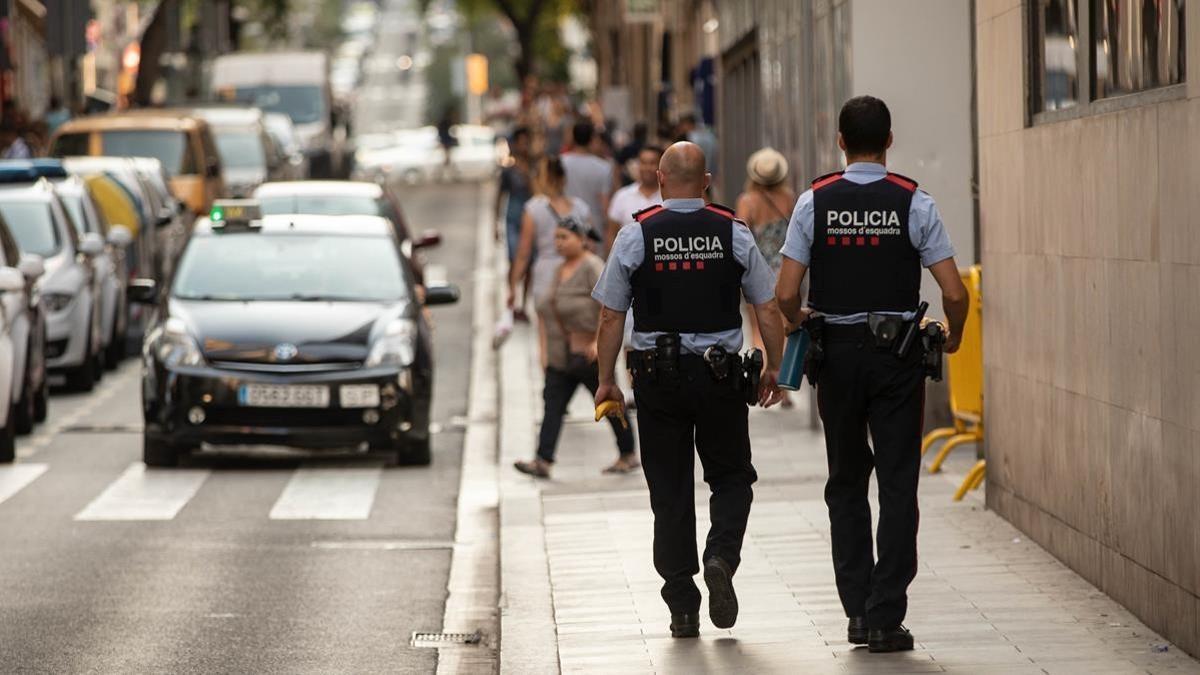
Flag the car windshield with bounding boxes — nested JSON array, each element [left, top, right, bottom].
[[59, 194, 93, 236], [172, 234, 407, 303], [234, 85, 326, 126], [100, 131, 191, 176], [258, 194, 381, 217], [214, 130, 267, 170], [0, 200, 61, 257]]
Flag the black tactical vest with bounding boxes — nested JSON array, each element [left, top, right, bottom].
[[631, 203, 744, 334], [808, 171, 922, 315]]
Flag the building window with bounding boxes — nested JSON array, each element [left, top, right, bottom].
[[1031, 0, 1186, 122], [1035, 0, 1081, 111], [1093, 0, 1186, 98]]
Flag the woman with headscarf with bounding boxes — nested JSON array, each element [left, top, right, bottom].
[[513, 216, 638, 478]]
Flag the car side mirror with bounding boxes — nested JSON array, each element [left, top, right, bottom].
[[0, 267, 25, 293], [107, 225, 134, 248], [423, 283, 459, 306], [128, 278, 158, 304], [206, 162, 221, 179], [79, 232, 105, 257], [17, 254, 44, 281], [413, 230, 442, 250], [157, 207, 174, 227]]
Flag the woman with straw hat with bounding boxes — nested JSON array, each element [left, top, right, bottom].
[[737, 148, 797, 407]]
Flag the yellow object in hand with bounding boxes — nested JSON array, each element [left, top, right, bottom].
[[594, 401, 629, 429]]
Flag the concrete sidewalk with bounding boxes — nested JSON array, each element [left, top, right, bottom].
[[494, 316, 1199, 674]]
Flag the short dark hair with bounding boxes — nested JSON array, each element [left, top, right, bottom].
[[572, 120, 594, 147], [510, 126, 531, 143], [640, 144, 665, 159], [838, 96, 891, 156]]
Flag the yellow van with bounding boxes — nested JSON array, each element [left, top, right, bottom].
[[48, 110, 226, 216]]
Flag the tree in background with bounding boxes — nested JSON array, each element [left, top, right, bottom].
[[423, 0, 578, 83]]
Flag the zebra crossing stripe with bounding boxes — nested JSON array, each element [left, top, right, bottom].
[[0, 463, 48, 506], [269, 464, 382, 520], [74, 463, 211, 521]]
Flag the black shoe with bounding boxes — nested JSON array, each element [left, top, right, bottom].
[[670, 612, 700, 638], [847, 616, 868, 645], [868, 625, 914, 653], [703, 558, 738, 629]]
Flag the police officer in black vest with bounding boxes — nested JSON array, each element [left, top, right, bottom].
[[592, 142, 786, 638], [776, 96, 970, 652]]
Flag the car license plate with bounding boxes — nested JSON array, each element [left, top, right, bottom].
[[339, 384, 380, 408], [238, 384, 330, 408]]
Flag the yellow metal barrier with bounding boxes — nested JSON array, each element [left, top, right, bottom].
[[953, 460, 987, 501], [924, 266, 984, 476]]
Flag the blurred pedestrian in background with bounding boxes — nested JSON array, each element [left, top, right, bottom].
[[0, 120, 31, 159], [562, 120, 616, 253], [675, 112, 718, 196], [606, 144, 663, 252], [496, 126, 535, 264], [513, 218, 638, 479], [736, 148, 796, 408], [45, 96, 71, 135], [508, 156, 593, 358]]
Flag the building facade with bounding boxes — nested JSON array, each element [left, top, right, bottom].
[[977, 0, 1198, 657]]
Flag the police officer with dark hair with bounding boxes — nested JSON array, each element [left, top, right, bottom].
[[775, 95, 970, 653], [592, 141, 786, 638]]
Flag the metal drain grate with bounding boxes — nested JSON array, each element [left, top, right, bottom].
[[411, 630, 483, 648], [61, 424, 143, 434]]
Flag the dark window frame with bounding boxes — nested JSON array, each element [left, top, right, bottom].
[[1028, 0, 1187, 126]]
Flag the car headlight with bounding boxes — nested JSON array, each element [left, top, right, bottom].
[[365, 318, 417, 367], [44, 293, 73, 312], [147, 317, 205, 367]]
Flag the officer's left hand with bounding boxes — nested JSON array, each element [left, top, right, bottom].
[[758, 369, 785, 408]]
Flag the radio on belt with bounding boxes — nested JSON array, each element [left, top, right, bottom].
[[210, 199, 263, 231]]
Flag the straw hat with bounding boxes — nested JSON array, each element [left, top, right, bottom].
[[746, 148, 789, 186]]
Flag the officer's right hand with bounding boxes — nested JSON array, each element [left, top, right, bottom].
[[758, 369, 785, 408], [944, 331, 962, 354], [594, 382, 625, 412]]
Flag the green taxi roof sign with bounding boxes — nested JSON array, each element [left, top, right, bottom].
[[210, 200, 263, 229]]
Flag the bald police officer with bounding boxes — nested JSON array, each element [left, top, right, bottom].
[[592, 142, 786, 638], [776, 96, 969, 652]]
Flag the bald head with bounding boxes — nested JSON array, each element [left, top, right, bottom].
[[657, 141, 709, 199]]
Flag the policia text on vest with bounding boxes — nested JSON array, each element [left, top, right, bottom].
[[775, 95, 971, 653], [592, 141, 788, 639]]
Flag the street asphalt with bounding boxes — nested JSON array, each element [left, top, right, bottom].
[[0, 177, 481, 673]]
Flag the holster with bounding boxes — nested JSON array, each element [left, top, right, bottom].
[[802, 316, 825, 387]]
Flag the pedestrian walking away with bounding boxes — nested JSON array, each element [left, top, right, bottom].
[[592, 141, 787, 639], [561, 120, 617, 253], [736, 147, 797, 407], [513, 219, 638, 479], [775, 95, 970, 653]]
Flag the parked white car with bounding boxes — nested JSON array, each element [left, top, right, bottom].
[[50, 175, 134, 369], [0, 180, 106, 391]]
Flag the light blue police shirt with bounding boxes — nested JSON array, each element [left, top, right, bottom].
[[592, 198, 775, 354], [779, 162, 956, 325]]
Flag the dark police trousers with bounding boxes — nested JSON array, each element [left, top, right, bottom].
[[633, 356, 757, 613], [817, 332, 924, 630]]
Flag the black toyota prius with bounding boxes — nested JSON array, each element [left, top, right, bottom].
[[132, 201, 458, 467]]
